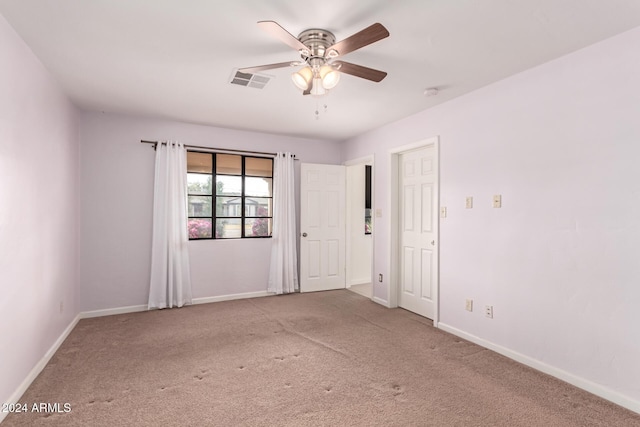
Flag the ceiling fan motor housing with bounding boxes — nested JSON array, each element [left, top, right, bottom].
[[297, 29, 336, 61]]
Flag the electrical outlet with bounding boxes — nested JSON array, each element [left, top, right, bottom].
[[465, 197, 473, 209], [465, 299, 473, 312], [485, 305, 493, 318], [493, 195, 502, 208]]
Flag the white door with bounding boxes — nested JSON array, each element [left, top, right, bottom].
[[300, 163, 346, 292], [398, 146, 438, 318]]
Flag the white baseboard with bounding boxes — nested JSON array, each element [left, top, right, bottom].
[[80, 291, 274, 319], [192, 291, 272, 305], [347, 279, 371, 288], [0, 314, 81, 424], [80, 304, 147, 318], [372, 296, 390, 307], [437, 322, 640, 415]]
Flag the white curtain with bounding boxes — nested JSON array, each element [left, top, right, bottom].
[[148, 141, 193, 309], [268, 152, 299, 294]]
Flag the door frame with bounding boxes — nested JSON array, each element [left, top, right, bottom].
[[344, 155, 375, 299], [389, 136, 440, 326]]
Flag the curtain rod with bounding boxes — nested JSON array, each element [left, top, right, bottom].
[[140, 140, 296, 159]]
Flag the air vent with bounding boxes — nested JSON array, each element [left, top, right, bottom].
[[230, 70, 271, 89]]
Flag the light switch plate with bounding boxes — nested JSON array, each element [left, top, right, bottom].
[[493, 195, 502, 208], [440, 207, 447, 218], [465, 299, 473, 312], [465, 197, 473, 209]]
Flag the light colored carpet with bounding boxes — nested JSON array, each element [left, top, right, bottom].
[[3, 290, 639, 426]]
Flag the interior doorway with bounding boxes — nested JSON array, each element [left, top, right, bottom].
[[390, 137, 439, 323], [345, 156, 374, 299]]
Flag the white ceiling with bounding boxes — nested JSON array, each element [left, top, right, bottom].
[[2, 0, 640, 141]]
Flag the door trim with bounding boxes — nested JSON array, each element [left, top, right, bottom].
[[344, 155, 375, 299], [389, 136, 440, 326]]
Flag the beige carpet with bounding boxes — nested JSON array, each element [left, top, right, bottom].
[[3, 290, 639, 426]]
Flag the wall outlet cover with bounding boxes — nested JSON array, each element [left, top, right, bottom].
[[485, 305, 494, 318]]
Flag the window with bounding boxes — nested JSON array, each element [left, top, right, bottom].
[[186, 151, 273, 239]]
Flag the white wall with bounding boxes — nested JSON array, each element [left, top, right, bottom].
[[342, 27, 640, 410], [79, 112, 342, 311], [0, 14, 80, 408]]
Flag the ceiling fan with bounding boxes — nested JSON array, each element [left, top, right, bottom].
[[239, 21, 389, 96]]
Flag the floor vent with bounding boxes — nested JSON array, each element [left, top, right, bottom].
[[230, 70, 271, 89]]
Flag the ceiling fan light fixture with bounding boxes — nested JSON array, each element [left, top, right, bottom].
[[291, 66, 313, 90], [319, 65, 340, 90], [310, 76, 327, 97]]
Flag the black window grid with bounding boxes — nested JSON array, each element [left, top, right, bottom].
[[187, 151, 273, 240]]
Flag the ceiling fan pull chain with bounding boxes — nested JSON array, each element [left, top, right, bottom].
[[314, 102, 329, 120]]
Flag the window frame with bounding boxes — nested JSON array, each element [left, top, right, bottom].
[[187, 151, 273, 240]]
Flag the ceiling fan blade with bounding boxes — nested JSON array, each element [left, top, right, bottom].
[[257, 20, 308, 52], [238, 61, 297, 74], [326, 23, 389, 57], [333, 61, 387, 82]]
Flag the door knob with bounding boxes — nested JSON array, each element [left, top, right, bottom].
[[302, 232, 308, 237]]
